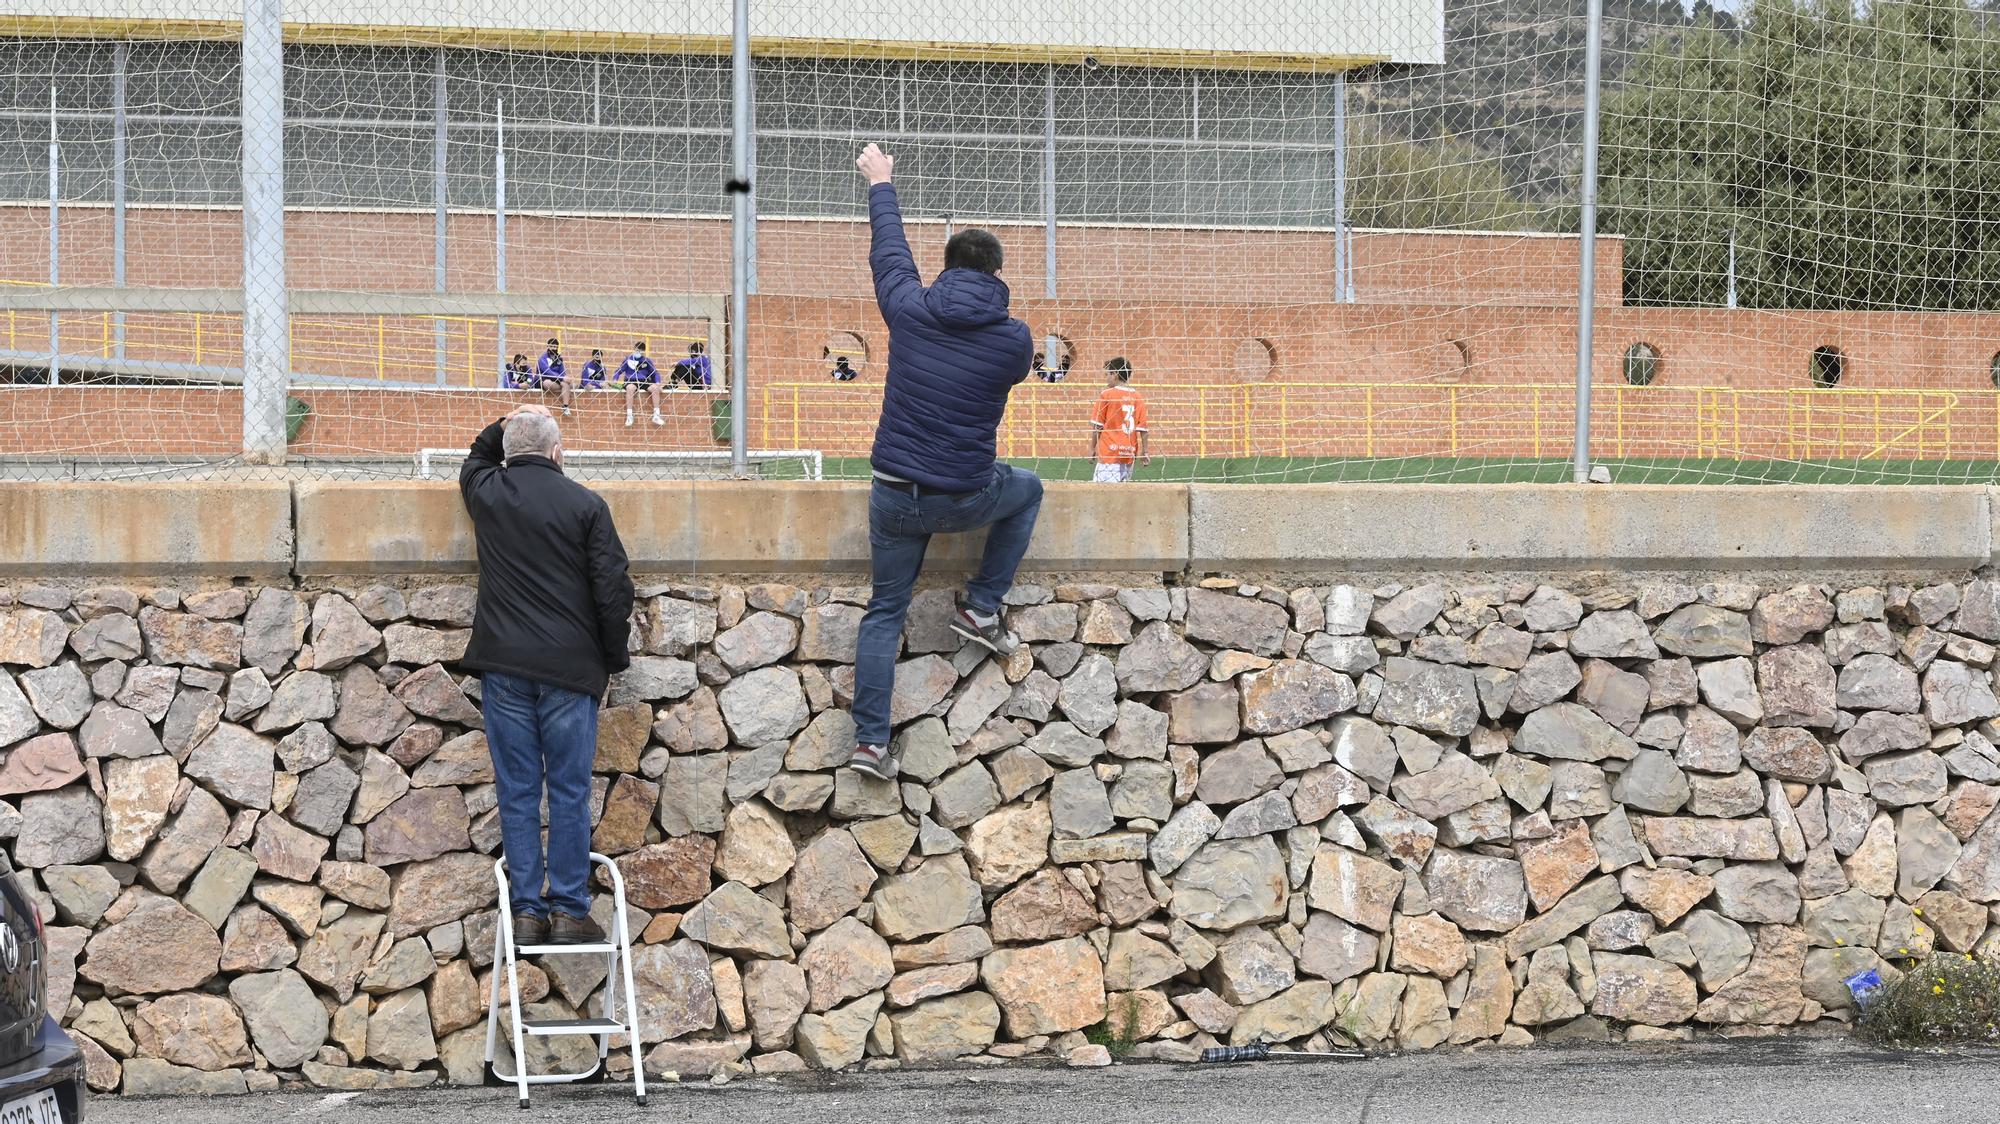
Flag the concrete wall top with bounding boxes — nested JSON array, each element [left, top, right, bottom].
[[1189, 484, 1994, 574], [0, 481, 294, 578], [292, 480, 1192, 575], [12, 481, 1997, 579]]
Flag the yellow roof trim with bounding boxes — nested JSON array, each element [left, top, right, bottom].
[[0, 16, 1384, 72]]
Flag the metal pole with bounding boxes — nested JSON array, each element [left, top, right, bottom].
[[745, 64, 758, 296], [1333, 72, 1350, 303], [1346, 218, 1357, 302], [240, 0, 290, 463], [1726, 227, 1738, 310], [48, 87, 60, 386], [727, 0, 751, 475], [433, 50, 447, 385], [1571, 0, 1605, 484], [112, 42, 128, 360], [1043, 70, 1057, 300], [494, 98, 506, 387]]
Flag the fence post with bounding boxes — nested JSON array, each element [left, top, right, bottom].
[[433, 49, 448, 386], [1570, 0, 1605, 484], [240, 0, 290, 464], [727, 0, 752, 476], [1334, 72, 1353, 303], [494, 98, 507, 387], [746, 66, 759, 297], [113, 43, 128, 360], [1043, 70, 1058, 300], [48, 87, 59, 387], [1726, 227, 1738, 310]]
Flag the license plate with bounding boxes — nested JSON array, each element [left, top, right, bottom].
[[0, 1090, 60, 1124]]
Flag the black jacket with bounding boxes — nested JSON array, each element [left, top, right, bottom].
[[458, 419, 635, 698]]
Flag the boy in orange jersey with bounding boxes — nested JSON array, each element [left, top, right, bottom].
[[1089, 356, 1149, 482]]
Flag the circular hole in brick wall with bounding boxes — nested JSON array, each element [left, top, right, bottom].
[[1431, 340, 1472, 383], [1032, 334, 1075, 381], [1624, 342, 1661, 386], [822, 331, 867, 378], [1810, 346, 1846, 389], [1234, 338, 1276, 383]]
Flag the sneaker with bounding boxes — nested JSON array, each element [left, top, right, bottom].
[[651, 413, 665, 426], [848, 743, 899, 781], [548, 911, 607, 946], [950, 596, 1019, 656], [624, 411, 635, 427], [511, 911, 549, 947]]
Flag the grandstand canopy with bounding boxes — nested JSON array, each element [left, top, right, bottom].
[[1, 0, 1444, 69]]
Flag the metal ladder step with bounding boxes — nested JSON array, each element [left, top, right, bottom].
[[521, 1017, 625, 1036], [486, 852, 648, 1108]]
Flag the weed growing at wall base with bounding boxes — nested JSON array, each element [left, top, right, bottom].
[[1085, 994, 1144, 1059], [1858, 954, 2000, 1048]]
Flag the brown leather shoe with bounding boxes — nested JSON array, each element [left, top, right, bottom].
[[548, 911, 607, 945], [512, 912, 549, 947]]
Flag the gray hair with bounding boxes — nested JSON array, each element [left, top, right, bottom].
[[502, 413, 561, 461]]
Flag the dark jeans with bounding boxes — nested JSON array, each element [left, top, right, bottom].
[[851, 463, 1044, 746], [480, 671, 598, 919]]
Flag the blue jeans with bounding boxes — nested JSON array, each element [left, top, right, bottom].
[[852, 463, 1043, 747], [479, 671, 598, 919]]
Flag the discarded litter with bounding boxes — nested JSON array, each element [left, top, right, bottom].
[[1198, 1042, 1365, 1063], [1845, 969, 1885, 1007]]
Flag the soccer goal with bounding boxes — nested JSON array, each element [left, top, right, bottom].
[[415, 448, 825, 481]]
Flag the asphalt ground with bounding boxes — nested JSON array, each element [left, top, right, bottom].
[[88, 1037, 2000, 1124]]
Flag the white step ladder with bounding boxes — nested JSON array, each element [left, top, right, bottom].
[[483, 853, 648, 1109]]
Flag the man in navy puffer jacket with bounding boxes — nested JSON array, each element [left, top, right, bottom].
[[848, 143, 1041, 781]]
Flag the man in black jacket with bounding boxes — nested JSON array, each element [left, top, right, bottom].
[[459, 404, 635, 946]]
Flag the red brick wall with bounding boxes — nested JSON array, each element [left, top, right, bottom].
[[8, 204, 2000, 463], [3, 366, 1992, 463]]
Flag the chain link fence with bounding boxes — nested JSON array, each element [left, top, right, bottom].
[[3, 0, 1999, 481]]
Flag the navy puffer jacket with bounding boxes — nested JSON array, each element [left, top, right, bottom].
[[866, 183, 1034, 491]]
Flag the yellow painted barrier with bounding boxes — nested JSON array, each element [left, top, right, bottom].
[[752, 381, 1970, 463]]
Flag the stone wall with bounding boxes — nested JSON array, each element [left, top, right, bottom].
[[8, 571, 2000, 1095]]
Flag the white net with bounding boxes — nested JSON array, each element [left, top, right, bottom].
[[1593, 0, 2000, 482], [3, 0, 1999, 481]]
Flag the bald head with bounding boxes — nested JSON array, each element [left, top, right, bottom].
[[503, 412, 562, 463]]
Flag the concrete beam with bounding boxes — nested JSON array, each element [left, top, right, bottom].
[[0, 482, 294, 578], [1189, 484, 1993, 573], [27, 480, 1988, 580], [294, 481, 1191, 575]]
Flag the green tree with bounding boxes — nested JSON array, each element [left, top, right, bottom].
[[1602, 0, 2000, 309], [1346, 124, 1541, 230]]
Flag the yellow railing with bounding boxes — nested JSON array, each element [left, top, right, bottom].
[[757, 381, 1973, 461], [0, 298, 1980, 462], [2, 300, 703, 386], [1779, 387, 1958, 461]]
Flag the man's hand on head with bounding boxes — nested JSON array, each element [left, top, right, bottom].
[[856, 143, 895, 186], [507, 404, 553, 423]]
